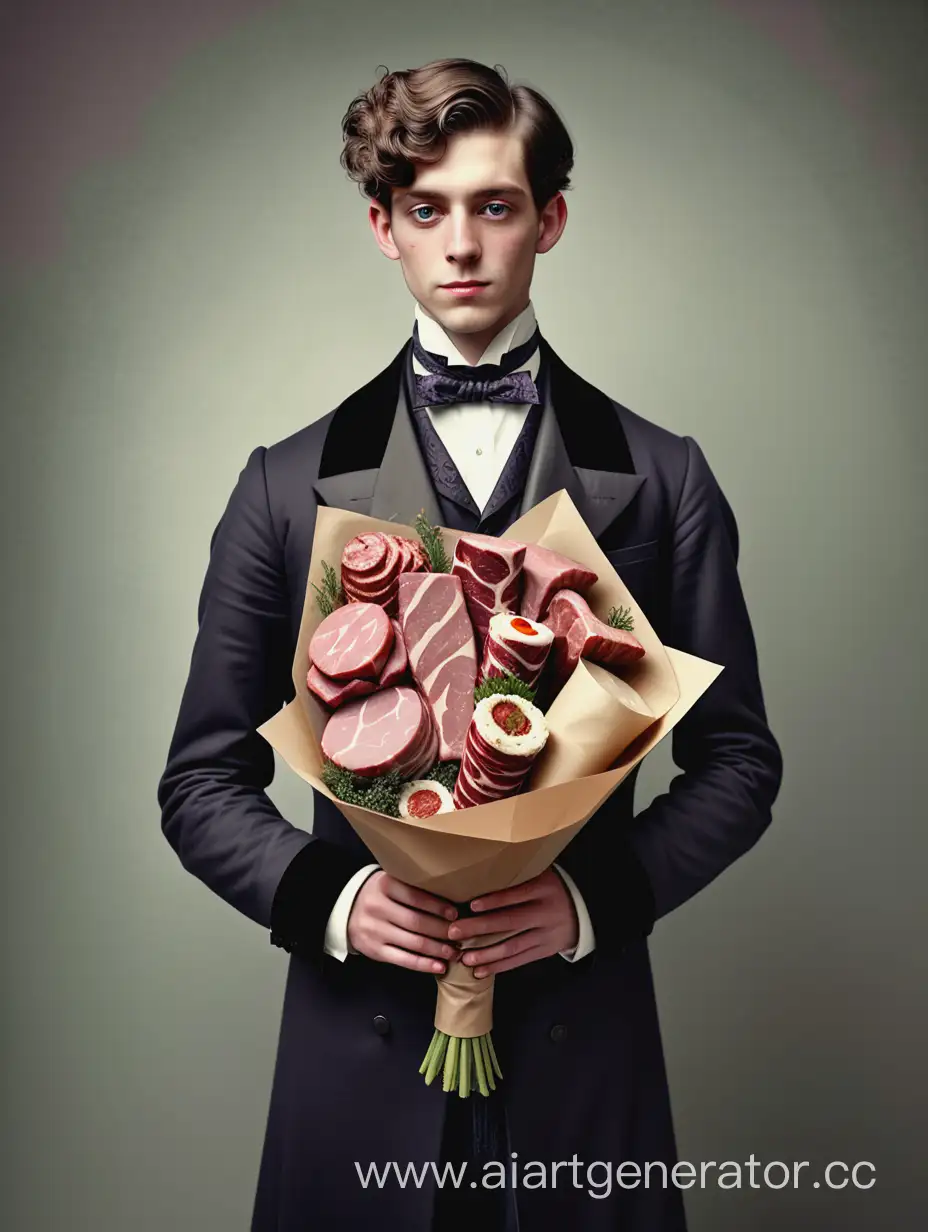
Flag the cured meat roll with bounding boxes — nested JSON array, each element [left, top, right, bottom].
[[478, 612, 554, 690], [452, 693, 549, 809], [341, 531, 427, 616], [309, 602, 394, 680], [451, 532, 525, 652], [321, 685, 436, 779], [397, 572, 477, 761], [398, 779, 455, 820], [543, 589, 645, 687], [519, 543, 599, 622]]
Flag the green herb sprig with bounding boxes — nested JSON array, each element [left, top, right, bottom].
[[606, 604, 635, 632], [414, 509, 452, 573], [321, 759, 404, 816], [473, 671, 536, 706], [311, 560, 345, 619]]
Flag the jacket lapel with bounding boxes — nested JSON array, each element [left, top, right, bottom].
[[312, 336, 645, 542]]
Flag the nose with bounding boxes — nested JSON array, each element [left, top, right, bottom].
[[445, 209, 481, 265]]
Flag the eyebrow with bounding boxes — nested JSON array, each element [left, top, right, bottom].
[[397, 184, 528, 202]]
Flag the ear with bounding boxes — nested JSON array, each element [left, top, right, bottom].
[[369, 201, 401, 260], [535, 191, 568, 255]]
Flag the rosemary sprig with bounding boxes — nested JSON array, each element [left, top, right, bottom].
[[311, 560, 345, 619], [606, 604, 635, 632], [320, 758, 404, 816], [414, 509, 452, 573], [474, 671, 536, 706]]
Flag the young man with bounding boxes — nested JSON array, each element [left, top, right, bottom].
[[158, 59, 783, 1232]]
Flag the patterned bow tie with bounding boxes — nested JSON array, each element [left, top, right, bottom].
[[411, 321, 542, 409]]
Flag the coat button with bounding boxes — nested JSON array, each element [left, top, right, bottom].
[[550, 1023, 567, 1044], [372, 1015, 390, 1036]]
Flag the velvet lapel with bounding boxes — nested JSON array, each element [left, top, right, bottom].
[[311, 336, 645, 541]]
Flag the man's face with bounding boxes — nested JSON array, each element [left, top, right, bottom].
[[369, 128, 567, 362]]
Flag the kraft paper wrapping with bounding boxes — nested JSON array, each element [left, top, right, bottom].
[[258, 489, 724, 1042]]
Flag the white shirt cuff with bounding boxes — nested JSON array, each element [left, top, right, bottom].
[[553, 862, 596, 962], [323, 864, 381, 961]]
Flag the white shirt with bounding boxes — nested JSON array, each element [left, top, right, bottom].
[[323, 301, 595, 964]]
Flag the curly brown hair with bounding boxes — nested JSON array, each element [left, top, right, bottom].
[[340, 58, 574, 212]]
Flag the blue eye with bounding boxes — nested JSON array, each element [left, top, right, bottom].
[[483, 202, 510, 217], [412, 205, 435, 222]]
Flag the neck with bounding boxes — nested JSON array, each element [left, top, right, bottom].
[[421, 299, 531, 365]]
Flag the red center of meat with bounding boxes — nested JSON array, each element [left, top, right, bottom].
[[407, 788, 442, 818], [491, 700, 531, 737], [510, 617, 537, 636]]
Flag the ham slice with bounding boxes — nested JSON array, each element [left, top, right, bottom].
[[519, 543, 598, 622], [321, 685, 436, 778], [397, 572, 477, 761], [451, 532, 525, 651], [306, 665, 377, 709], [543, 589, 645, 687], [309, 602, 394, 680]]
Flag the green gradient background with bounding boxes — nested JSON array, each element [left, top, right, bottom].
[[2, 1, 925, 1228]]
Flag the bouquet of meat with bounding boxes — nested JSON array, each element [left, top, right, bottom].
[[258, 490, 722, 1098]]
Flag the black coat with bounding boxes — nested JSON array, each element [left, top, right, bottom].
[[157, 336, 783, 1230]]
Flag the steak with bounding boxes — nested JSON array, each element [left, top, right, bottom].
[[451, 532, 525, 651], [543, 589, 645, 687], [306, 665, 377, 709], [519, 543, 599, 621], [397, 572, 477, 761]]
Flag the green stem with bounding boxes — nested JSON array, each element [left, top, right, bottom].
[[419, 1028, 441, 1075], [459, 1036, 471, 1098], [425, 1032, 449, 1085], [442, 1035, 459, 1093], [472, 1031, 489, 1096]]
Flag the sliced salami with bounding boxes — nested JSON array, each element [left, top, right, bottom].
[[397, 572, 477, 761], [543, 589, 645, 687], [451, 532, 525, 651], [519, 543, 599, 621], [309, 602, 394, 680], [341, 531, 427, 616], [321, 685, 435, 778], [478, 612, 554, 690]]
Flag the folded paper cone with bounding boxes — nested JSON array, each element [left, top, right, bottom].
[[528, 659, 655, 791]]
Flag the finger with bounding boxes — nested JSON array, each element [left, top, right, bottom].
[[384, 877, 458, 921], [380, 944, 450, 975], [448, 904, 537, 941], [470, 943, 548, 978], [460, 929, 541, 969], [382, 923, 457, 963], [469, 876, 544, 914], [383, 900, 456, 942]]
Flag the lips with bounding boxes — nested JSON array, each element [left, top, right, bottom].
[[441, 281, 489, 288]]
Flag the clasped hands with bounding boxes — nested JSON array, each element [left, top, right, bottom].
[[347, 867, 579, 978]]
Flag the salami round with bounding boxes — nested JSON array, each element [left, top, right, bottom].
[[341, 532, 427, 616], [398, 779, 455, 820], [321, 685, 436, 778], [309, 602, 394, 680]]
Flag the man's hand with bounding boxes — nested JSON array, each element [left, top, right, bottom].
[[447, 868, 579, 977], [347, 870, 460, 974]]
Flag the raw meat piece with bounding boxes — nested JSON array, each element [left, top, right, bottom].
[[377, 618, 409, 687], [519, 543, 599, 622], [397, 572, 477, 761], [321, 685, 435, 778], [451, 532, 525, 651], [309, 602, 394, 680], [543, 589, 645, 687], [306, 664, 377, 709], [478, 612, 554, 690]]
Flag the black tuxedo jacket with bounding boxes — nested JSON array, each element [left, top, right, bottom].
[[157, 335, 783, 1232]]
